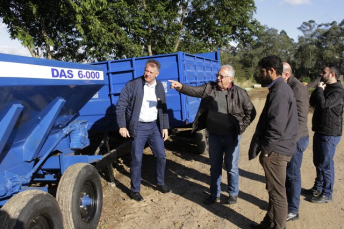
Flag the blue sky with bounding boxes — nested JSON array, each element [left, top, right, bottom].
[[255, 0, 343, 41], [0, 0, 343, 57]]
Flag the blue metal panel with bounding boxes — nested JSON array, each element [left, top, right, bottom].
[[22, 98, 66, 161], [79, 50, 220, 131], [0, 103, 23, 153]]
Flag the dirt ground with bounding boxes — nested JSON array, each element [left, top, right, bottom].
[[97, 88, 344, 229]]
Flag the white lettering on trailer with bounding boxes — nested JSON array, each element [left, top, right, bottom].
[[0, 61, 104, 80], [162, 81, 167, 93]]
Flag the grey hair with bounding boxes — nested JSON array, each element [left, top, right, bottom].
[[221, 65, 235, 79]]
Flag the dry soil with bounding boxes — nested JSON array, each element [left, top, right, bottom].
[[97, 88, 344, 229]]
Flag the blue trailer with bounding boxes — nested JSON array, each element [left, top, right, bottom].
[[0, 53, 106, 229], [79, 50, 220, 158], [0, 49, 220, 229]]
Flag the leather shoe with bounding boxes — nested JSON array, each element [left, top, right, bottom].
[[130, 191, 143, 201], [203, 195, 220, 205], [302, 187, 321, 197], [227, 195, 237, 205], [157, 184, 171, 193], [250, 222, 273, 229], [286, 212, 299, 221], [311, 194, 332, 203]]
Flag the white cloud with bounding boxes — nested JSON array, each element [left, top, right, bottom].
[[0, 20, 31, 56], [284, 0, 312, 5], [0, 45, 31, 57]]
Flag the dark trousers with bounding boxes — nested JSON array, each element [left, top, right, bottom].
[[313, 132, 341, 198], [260, 152, 291, 229], [130, 121, 166, 192], [286, 136, 309, 213]]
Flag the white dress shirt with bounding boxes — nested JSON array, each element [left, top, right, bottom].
[[139, 80, 158, 122]]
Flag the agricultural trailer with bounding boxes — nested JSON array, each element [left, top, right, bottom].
[[0, 53, 106, 229], [79, 49, 221, 170]]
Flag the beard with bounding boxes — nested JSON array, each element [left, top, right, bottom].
[[321, 76, 329, 84], [260, 77, 272, 87]]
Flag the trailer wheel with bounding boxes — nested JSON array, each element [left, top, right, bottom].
[[56, 163, 103, 229], [195, 129, 209, 154], [0, 190, 63, 229]]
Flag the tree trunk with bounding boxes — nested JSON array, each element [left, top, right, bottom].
[[173, 0, 189, 52]]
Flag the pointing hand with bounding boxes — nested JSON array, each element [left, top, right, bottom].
[[168, 80, 183, 90]]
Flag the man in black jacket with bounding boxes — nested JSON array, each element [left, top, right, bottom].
[[249, 56, 298, 229], [282, 62, 309, 222], [169, 65, 256, 205], [305, 64, 344, 204]]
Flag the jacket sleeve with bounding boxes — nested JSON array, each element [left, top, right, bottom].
[[161, 86, 170, 129], [116, 82, 132, 128], [260, 91, 290, 155], [179, 83, 209, 98], [240, 91, 256, 134], [313, 87, 343, 110]]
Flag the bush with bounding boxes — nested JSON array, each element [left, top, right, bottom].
[[301, 77, 311, 84]]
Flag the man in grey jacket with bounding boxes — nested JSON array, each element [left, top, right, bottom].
[[249, 56, 298, 229], [282, 62, 309, 222], [169, 65, 256, 205]]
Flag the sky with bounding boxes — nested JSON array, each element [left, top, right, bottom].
[[0, 0, 343, 57]]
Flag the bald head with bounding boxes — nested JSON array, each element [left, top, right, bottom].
[[282, 62, 293, 82]]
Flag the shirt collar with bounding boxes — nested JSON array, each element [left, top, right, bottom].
[[268, 77, 283, 90], [145, 80, 157, 87]]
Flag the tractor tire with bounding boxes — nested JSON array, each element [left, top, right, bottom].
[[0, 190, 63, 229], [56, 163, 103, 229]]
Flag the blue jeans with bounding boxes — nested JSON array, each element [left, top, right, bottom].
[[130, 121, 166, 192], [208, 132, 241, 197], [286, 136, 309, 213], [312, 132, 341, 198]]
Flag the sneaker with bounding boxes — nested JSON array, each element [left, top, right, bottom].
[[227, 195, 238, 205], [157, 184, 172, 193], [203, 195, 220, 205], [302, 187, 321, 197], [311, 194, 332, 203]]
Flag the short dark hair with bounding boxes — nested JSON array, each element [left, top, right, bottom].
[[325, 64, 340, 80], [146, 59, 161, 71], [258, 55, 283, 75]]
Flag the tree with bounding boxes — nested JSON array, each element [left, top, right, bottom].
[[0, 0, 89, 60], [294, 20, 344, 80], [225, 26, 295, 83], [0, 0, 261, 61]]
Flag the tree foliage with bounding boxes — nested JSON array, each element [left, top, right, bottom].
[[294, 20, 344, 80], [0, 0, 261, 61], [221, 19, 344, 84], [222, 25, 295, 83], [0, 0, 84, 59]]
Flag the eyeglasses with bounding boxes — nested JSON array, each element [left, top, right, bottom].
[[216, 74, 228, 79]]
